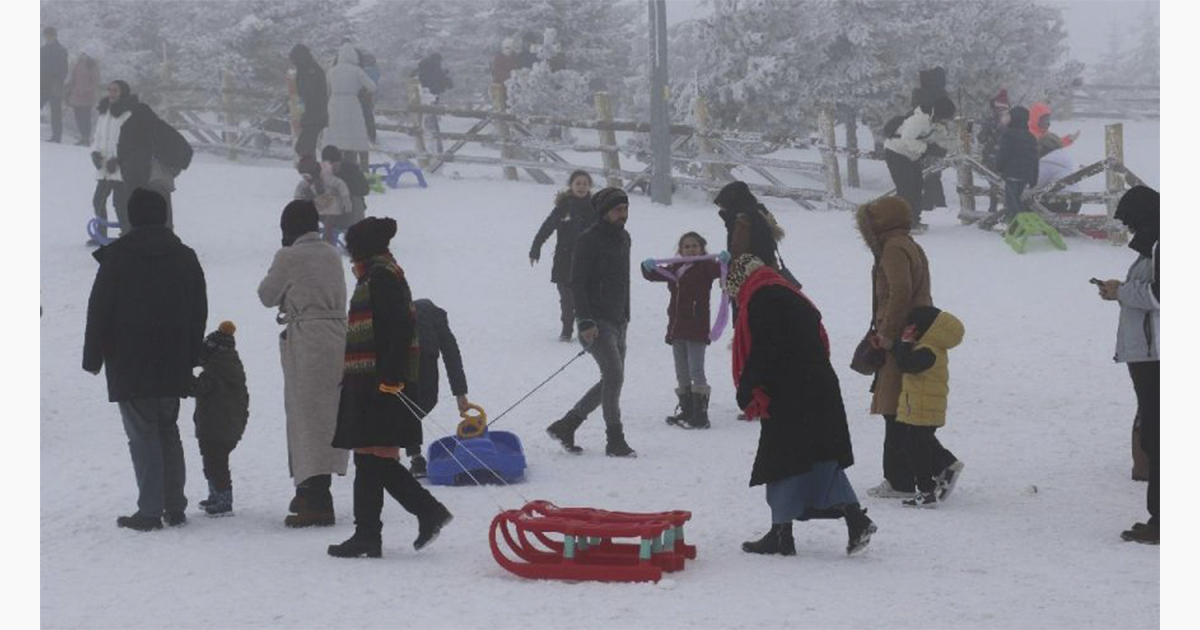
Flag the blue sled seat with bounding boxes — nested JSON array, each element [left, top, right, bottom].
[[427, 431, 526, 486], [368, 161, 427, 189]]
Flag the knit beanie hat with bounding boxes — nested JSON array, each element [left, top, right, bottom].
[[320, 145, 343, 163], [713, 180, 758, 212], [345, 216, 398, 261], [127, 188, 168, 227], [281, 200, 320, 245], [592, 187, 629, 216], [204, 321, 237, 350]]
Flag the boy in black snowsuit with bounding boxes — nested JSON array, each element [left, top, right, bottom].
[[192, 321, 250, 515], [406, 298, 472, 478], [994, 106, 1039, 225], [321, 145, 369, 227]]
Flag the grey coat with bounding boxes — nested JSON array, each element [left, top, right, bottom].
[[257, 232, 350, 484], [1114, 246, 1159, 363], [323, 44, 376, 152]]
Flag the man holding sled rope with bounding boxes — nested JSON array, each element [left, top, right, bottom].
[[546, 188, 637, 458]]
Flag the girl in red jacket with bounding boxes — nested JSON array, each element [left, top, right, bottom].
[[642, 232, 723, 429]]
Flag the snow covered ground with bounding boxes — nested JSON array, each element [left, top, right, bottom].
[[40, 119, 1160, 629]]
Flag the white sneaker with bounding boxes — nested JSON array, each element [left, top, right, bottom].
[[936, 461, 965, 501], [865, 480, 917, 499]]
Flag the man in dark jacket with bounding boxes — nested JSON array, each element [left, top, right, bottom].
[[41, 27, 69, 142], [994, 106, 1039, 224], [289, 44, 328, 158], [405, 298, 472, 478], [118, 102, 193, 230], [83, 188, 208, 531], [546, 187, 636, 458]]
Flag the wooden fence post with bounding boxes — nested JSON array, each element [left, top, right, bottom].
[[955, 117, 975, 214], [818, 107, 843, 207], [844, 109, 860, 188], [594, 91, 622, 188], [408, 83, 429, 168], [491, 83, 518, 181], [694, 95, 716, 182], [1105, 122, 1127, 244], [221, 67, 235, 160]]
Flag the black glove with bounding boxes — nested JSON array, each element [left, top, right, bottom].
[[105, 158, 119, 174], [91, 152, 103, 169]]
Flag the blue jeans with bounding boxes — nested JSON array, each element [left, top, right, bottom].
[[571, 320, 627, 429], [118, 398, 188, 517], [671, 339, 707, 389]]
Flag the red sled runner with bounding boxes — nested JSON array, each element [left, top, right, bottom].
[[489, 500, 697, 583]]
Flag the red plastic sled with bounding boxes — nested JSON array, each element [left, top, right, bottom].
[[489, 500, 697, 583]]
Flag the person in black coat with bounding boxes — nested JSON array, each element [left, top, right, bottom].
[[530, 170, 595, 341], [118, 102, 193, 230], [83, 188, 208, 532], [191, 321, 249, 516], [994, 105, 1039, 224], [404, 298, 473, 478], [416, 52, 453, 97], [545, 187, 636, 458], [41, 27, 69, 142], [328, 217, 453, 559], [289, 44, 329, 158], [726, 254, 876, 557]]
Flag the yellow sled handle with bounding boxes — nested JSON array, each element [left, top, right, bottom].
[[456, 403, 488, 439]]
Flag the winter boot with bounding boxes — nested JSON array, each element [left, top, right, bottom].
[[604, 425, 637, 458], [327, 530, 383, 558], [665, 387, 693, 427], [686, 387, 712, 429], [546, 411, 585, 454], [329, 456, 385, 558], [902, 490, 939, 508], [199, 481, 218, 510], [935, 460, 965, 501], [116, 514, 163, 532], [163, 511, 188, 527], [204, 488, 234, 516], [409, 454, 428, 479], [844, 504, 877, 555], [414, 502, 454, 551], [1120, 520, 1159, 545], [286, 477, 335, 528], [741, 523, 796, 556]]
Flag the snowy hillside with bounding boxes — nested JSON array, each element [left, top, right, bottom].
[[40, 119, 1158, 629]]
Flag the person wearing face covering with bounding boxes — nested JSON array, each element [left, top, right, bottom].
[[1095, 186, 1159, 545], [257, 200, 350, 528]]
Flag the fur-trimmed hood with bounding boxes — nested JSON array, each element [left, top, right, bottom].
[[856, 196, 912, 256]]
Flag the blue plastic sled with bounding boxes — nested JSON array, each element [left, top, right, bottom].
[[368, 161, 427, 189], [87, 218, 121, 246], [427, 431, 526, 486]]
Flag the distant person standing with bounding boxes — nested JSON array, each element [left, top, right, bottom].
[[41, 27, 69, 143], [324, 44, 376, 171], [994, 106, 1039, 225], [118, 101, 193, 231], [64, 51, 101, 145], [289, 44, 329, 159], [89, 80, 135, 241], [530, 170, 595, 341]]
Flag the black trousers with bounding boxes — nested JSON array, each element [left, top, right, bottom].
[[556, 282, 575, 334], [295, 125, 322, 158], [353, 453, 441, 537], [902, 424, 955, 493], [884, 414, 956, 492], [198, 438, 239, 490], [1128, 361, 1159, 525], [884, 149, 924, 222]]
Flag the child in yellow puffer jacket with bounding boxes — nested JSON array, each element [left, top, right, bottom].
[[893, 306, 965, 508]]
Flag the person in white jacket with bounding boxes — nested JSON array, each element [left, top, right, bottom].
[[323, 44, 376, 171], [1034, 134, 1081, 214], [882, 97, 956, 231], [89, 80, 134, 241]]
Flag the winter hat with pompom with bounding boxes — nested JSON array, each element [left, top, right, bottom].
[[204, 321, 237, 350]]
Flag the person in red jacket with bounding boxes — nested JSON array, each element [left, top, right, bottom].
[[641, 232, 723, 429]]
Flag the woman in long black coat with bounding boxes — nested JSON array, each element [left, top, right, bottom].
[[727, 254, 877, 557], [529, 170, 595, 341], [327, 217, 453, 559], [289, 44, 328, 159]]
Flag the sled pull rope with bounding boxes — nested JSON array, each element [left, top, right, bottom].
[[392, 390, 530, 508], [486, 347, 589, 429]]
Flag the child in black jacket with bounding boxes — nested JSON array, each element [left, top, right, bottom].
[[994, 106, 1040, 224], [192, 321, 250, 516], [323, 144, 369, 226]]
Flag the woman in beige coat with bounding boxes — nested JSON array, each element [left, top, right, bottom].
[[258, 201, 350, 527], [323, 43, 376, 169], [855, 196, 956, 498]]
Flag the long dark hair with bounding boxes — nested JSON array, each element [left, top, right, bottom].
[[554, 169, 593, 206], [677, 231, 708, 256]]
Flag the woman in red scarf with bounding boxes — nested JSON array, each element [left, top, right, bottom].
[[728, 254, 877, 556]]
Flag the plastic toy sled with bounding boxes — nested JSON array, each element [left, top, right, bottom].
[[427, 404, 526, 486], [490, 500, 697, 583], [86, 218, 121, 246]]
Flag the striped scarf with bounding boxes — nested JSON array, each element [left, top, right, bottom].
[[345, 253, 420, 381]]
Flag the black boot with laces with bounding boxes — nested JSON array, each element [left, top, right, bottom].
[[741, 523, 796, 556]]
